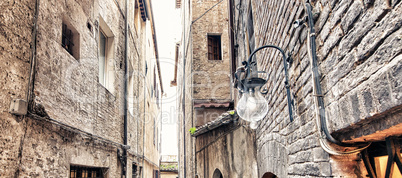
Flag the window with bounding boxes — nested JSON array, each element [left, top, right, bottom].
[[99, 30, 107, 86], [70, 165, 105, 178], [62, 20, 80, 59], [154, 67, 156, 98], [132, 163, 138, 178], [98, 17, 115, 93], [134, 0, 141, 34], [208, 35, 222, 60], [153, 170, 159, 178], [128, 75, 135, 115], [362, 138, 402, 178], [153, 118, 156, 146]]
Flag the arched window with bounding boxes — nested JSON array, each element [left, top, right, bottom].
[[212, 169, 223, 178], [262, 172, 277, 178]]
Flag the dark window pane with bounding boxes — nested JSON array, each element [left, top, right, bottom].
[[207, 35, 221, 60]]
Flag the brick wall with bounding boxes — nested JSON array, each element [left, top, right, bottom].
[[233, 0, 402, 177], [191, 0, 232, 100]]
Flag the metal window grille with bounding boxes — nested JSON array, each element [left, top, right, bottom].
[[62, 23, 74, 55], [70, 166, 104, 178], [132, 163, 138, 178]]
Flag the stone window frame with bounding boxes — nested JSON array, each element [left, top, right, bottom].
[[207, 34, 222, 61], [98, 17, 115, 94]]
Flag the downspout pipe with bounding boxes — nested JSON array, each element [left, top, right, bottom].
[[142, 70, 146, 178], [123, 0, 129, 177], [27, 0, 40, 109], [182, 0, 187, 177], [305, 1, 352, 147], [304, 1, 370, 153], [228, 0, 235, 102]]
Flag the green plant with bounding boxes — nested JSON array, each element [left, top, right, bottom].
[[189, 127, 196, 135], [229, 110, 235, 115]]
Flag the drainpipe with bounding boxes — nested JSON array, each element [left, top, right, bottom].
[[27, 0, 40, 110], [123, 0, 129, 177], [304, 1, 370, 155], [228, 0, 235, 102], [181, 0, 187, 176], [142, 66, 147, 178]]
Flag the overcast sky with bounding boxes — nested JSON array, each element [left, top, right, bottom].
[[153, 0, 181, 156]]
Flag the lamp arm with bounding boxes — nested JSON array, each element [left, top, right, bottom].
[[246, 45, 293, 122]]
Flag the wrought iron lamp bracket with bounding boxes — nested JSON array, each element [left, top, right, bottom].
[[234, 45, 294, 122]]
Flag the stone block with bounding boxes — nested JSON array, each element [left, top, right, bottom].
[[312, 147, 329, 162], [389, 56, 402, 103], [341, 0, 363, 33], [320, 25, 344, 60]]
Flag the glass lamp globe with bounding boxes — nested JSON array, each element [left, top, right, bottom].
[[236, 88, 269, 122]]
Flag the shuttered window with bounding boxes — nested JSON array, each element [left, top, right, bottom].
[[208, 35, 222, 60]]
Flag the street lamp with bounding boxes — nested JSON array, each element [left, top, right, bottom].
[[234, 45, 293, 128]]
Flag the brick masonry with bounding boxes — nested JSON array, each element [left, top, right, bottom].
[[233, 0, 402, 177]]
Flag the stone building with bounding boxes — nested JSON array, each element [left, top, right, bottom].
[[176, 0, 402, 177], [0, 0, 163, 177], [231, 0, 402, 177], [175, 0, 257, 177], [160, 155, 178, 178]]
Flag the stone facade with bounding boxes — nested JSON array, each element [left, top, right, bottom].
[[176, 0, 257, 177], [232, 0, 402, 177], [0, 0, 162, 177]]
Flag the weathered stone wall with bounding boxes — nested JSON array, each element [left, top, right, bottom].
[[191, 0, 232, 100], [233, 0, 402, 177], [0, 0, 162, 177], [177, 0, 194, 177], [178, 0, 235, 177], [0, 0, 35, 176], [195, 123, 258, 178]]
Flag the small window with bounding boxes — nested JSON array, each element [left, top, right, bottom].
[[134, 0, 141, 34], [132, 163, 138, 178], [98, 17, 115, 93], [70, 165, 106, 178], [208, 35, 222, 60], [62, 21, 80, 59], [153, 170, 159, 178], [153, 118, 156, 146]]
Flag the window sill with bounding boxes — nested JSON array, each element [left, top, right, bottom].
[[98, 82, 116, 98]]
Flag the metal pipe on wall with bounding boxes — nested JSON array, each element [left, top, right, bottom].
[[182, 0, 187, 177], [304, 1, 370, 155], [123, 0, 129, 177]]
